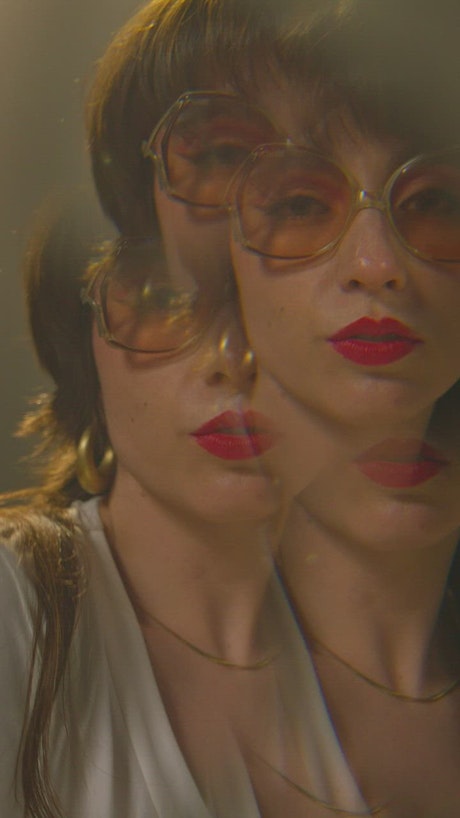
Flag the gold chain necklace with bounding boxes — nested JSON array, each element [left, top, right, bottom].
[[254, 753, 385, 816], [308, 633, 460, 703], [141, 607, 277, 670], [110, 533, 278, 672]]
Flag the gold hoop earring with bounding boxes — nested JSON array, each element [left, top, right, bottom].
[[76, 424, 115, 495]]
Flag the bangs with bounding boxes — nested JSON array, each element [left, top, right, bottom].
[[272, 0, 460, 149], [87, 0, 460, 233]]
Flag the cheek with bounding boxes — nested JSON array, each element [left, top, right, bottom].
[[253, 372, 349, 496], [92, 326, 179, 448], [233, 251, 306, 371], [233, 248, 272, 328], [154, 183, 233, 289], [92, 329, 154, 452], [429, 278, 460, 335], [93, 354, 164, 482], [299, 467, 460, 552], [92, 330, 130, 429]]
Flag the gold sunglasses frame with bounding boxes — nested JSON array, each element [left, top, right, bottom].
[[80, 240, 235, 356], [141, 90, 277, 209], [227, 142, 460, 263]]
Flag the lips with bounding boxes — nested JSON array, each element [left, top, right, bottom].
[[329, 317, 422, 366], [355, 438, 449, 488], [192, 410, 275, 460]]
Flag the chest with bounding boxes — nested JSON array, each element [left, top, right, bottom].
[[320, 672, 460, 817]]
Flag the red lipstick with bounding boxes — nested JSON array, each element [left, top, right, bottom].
[[192, 410, 274, 460], [329, 317, 421, 366], [355, 438, 449, 488]]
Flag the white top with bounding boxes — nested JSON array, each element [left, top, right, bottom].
[[0, 498, 369, 817]]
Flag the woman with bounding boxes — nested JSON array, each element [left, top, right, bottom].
[[0, 210, 375, 818], [0, 3, 371, 817], [105, 0, 460, 813], [4, 1, 460, 816], [2, 194, 297, 818], [209, 1, 460, 813], [229, 3, 459, 431], [272, 405, 460, 816], [84, 0, 460, 438]]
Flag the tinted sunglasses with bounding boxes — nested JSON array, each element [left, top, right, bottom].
[[142, 92, 460, 263], [81, 238, 234, 355]]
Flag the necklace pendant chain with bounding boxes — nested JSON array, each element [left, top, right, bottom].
[[254, 753, 386, 816], [308, 590, 460, 705], [142, 607, 277, 670]]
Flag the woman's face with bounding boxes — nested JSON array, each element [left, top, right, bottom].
[[91, 93, 286, 524], [93, 303, 280, 524], [230, 84, 460, 431]]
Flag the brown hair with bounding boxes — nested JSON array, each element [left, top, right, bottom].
[[5, 192, 106, 818], [7, 0, 460, 814], [87, 0, 460, 237], [20, 193, 107, 506]]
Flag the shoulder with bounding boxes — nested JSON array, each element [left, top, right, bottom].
[[0, 514, 42, 765], [0, 505, 84, 629], [0, 517, 35, 634], [0, 503, 86, 714]]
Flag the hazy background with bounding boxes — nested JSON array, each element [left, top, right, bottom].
[[0, 0, 141, 490]]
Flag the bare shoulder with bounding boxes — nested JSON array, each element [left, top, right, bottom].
[[0, 505, 83, 623]]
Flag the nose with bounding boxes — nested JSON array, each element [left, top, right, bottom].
[[336, 208, 409, 294], [204, 304, 256, 393]]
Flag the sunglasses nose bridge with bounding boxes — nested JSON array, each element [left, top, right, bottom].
[[346, 189, 390, 237], [355, 189, 386, 213]]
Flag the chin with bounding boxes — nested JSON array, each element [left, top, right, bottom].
[[346, 510, 460, 554], [287, 377, 436, 433], [199, 471, 281, 523]]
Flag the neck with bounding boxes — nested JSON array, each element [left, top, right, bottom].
[[280, 502, 459, 696], [100, 470, 277, 666]]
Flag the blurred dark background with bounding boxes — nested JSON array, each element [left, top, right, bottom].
[[0, 0, 140, 490]]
